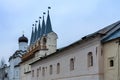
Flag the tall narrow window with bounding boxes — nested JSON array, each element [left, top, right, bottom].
[[108, 57, 114, 67], [39, 67, 41, 71], [42, 38, 47, 49], [24, 68, 25, 73], [110, 60, 114, 67], [50, 65, 53, 75], [70, 58, 74, 71], [43, 38, 46, 45], [37, 68, 39, 77], [39, 40, 41, 48], [16, 71, 18, 76], [57, 63, 60, 74], [42, 67, 45, 76], [32, 70, 34, 77], [88, 52, 93, 67]]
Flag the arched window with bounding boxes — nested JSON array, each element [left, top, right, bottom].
[[42, 38, 47, 49], [39, 40, 41, 45], [32, 70, 34, 77], [42, 67, 45, 76], [88, 52, 93, 67], [39, 66, 41, 71], [110, 60, 114, 67], [70, 58, 74, 71], [50, 65, 53, 75], [57, 63, 60, 74], [108, 57, 114, 67], [43, 38, 47, 45], [37, 68, 39, 77]]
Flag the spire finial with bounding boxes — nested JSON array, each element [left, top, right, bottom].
[[35, 20, 38, 27], [39, 17, 41, 22], [43, 12, 46, 19], [22, 31, 24, 34], [42, 12, 46, 21], [32, 24, 34, 31], [48, 6, 51, 14], [43, 12, 46, 15], [48, 6, 51, 9], [39, 17, 41, 19], [35, 20, 38, 23], [22, 31, 24, 36], [32, 24, 34, 27]]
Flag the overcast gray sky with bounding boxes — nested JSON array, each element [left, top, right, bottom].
[[0, 0, 120, 64]]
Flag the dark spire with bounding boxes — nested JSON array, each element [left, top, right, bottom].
[[41, 12, 46, 36], [45, 7, 53, 34], [32, 28, 35, 43], [30, 26, 34, 44], [34, 21, 38, 42], [37, 17, 42, 39]]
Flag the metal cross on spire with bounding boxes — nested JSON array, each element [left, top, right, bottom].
[[32, 24, 34, 27], [22, 31, 24, 35], [39, 17, 41, 19], [48, 6, 51, 14], [48, 6, 51, 9]]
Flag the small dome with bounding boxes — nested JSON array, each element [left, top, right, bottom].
[[18, 34, 28, 43]]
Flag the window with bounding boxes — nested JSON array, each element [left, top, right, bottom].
[[16, 71, 18, 76], [42, 67, 45, 76], [5, 73, 7, 78], [24, 68, 26, 73], [110, 60, 114, 67], [57, 63, 60, 74], [39, 67, 41, 71], [42, 38, 47, 49], [50, 65, 53, 75], [108, 57, 114, 67], [39, 40, 41, 46], [28, 66, 29, 71], [88, 52, 93, 67], [37, 68, 39, 77], [43, 38, 47, 45], [70, 58, 74, 71], [32, 70, 34, 77]]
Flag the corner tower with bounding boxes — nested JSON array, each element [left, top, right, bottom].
[[28, 7, 58, 57], [43, 7, 58, 54]]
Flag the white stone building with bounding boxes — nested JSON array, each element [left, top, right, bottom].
[[30, 36, 103, 80], [0, 64, 9, 80], [29, 20, 120, 80], [9, 35, 28, 80], [20, 8, 58, 80]]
